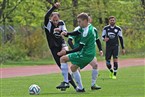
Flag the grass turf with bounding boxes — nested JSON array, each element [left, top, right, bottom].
[[0, 65, 145, 97]]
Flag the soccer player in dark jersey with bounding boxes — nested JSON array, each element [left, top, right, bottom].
[[44, 2, 76, 89], [102, 16, 125, 79]]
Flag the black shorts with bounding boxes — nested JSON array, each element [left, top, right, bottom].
[[105, 45, 119, 60]]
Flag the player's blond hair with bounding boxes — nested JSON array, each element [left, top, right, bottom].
[[108, 16, 116, 20]]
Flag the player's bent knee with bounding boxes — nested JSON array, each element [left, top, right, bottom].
[[60, 56, 68, 63], [91, 63, 98, 69], [71, 65, 78, 72]]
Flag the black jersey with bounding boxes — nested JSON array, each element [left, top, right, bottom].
[[102, 25, 123, 47], [44, 6, 67, 48]]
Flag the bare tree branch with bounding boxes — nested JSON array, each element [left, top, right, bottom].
[[72, 0, 78, 27], [0, 0, 7, 19]]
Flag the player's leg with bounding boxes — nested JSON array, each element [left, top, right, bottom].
[[50, 48, 76, 89], [69, 52, 95, 92], [71, 65, 85, 92], [50, 47, 61, 68], [105, 47, 113, 78], [61, 46, 77, 89], [56, 55, 70, 89], [89, 57, 101, 90], [112, 58, 118, 79], [68, 53, 86, 92], [112, 46, 119, 79]]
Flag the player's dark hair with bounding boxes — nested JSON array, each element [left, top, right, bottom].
[[77, 13, 89, 21], [51, 12, 60, 18]]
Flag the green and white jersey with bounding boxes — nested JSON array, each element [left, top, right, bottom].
[[69, 25, 99, 48], [68, 24, 96, 69], [79, 24, 96, 57]]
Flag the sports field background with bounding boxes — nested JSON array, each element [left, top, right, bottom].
[[1, 65, 144, 97]]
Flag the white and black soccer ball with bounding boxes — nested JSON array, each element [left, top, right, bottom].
[[29, 84, 40, 95]]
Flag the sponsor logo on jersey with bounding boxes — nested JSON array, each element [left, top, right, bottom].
[[108, 32, 115, 39], [114, 29, 118, 33]]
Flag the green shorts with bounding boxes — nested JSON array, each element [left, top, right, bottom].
[[68, 52, 94, 69]]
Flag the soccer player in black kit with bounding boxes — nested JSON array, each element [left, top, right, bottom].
[[102, 16, 125, 79], [44, 2, 76, 89]]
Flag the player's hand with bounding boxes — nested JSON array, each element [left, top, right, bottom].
[[122, 49, 125, 55], [61, 31, 67, 36], [99, 50, 103, 56], [57, 50, 66, 56], [54, 2, 60, 8], [104, 37, 109, 42], [54, 28, 61, 32]]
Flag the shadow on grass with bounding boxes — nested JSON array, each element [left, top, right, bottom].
[[41, 92, 90, 95], [100, 78, 111, 80]]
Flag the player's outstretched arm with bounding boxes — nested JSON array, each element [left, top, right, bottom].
[[57, 44, 84, 56], [61, 30, 81, 37], [44, 2, 60, 26]]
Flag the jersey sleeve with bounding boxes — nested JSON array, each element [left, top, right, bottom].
[[68, 26, 80, 39], [102, 27, 106, 40], [118, 28, 123, 37], [59, 21, 67, 32], [44, 6, 56, 26], [74, 26, 80, 31], [93, 27, 99, 40], [68, 35, 75, 39], [118, 27, 124, 49]]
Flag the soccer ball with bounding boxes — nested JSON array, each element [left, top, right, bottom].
[[29, 84, 40, 95]]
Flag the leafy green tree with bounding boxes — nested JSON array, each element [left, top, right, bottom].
[[0, 0, 144, 62]]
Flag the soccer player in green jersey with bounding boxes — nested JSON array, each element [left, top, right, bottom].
[[68, 14, 103, 90], [56, 13, 96, 92]]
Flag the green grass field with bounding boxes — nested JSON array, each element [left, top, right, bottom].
[[0, 66, 145, 97], [1, 57, 55, 68]]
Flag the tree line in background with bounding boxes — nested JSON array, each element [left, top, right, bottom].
[[0, 0, 145, 63]]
